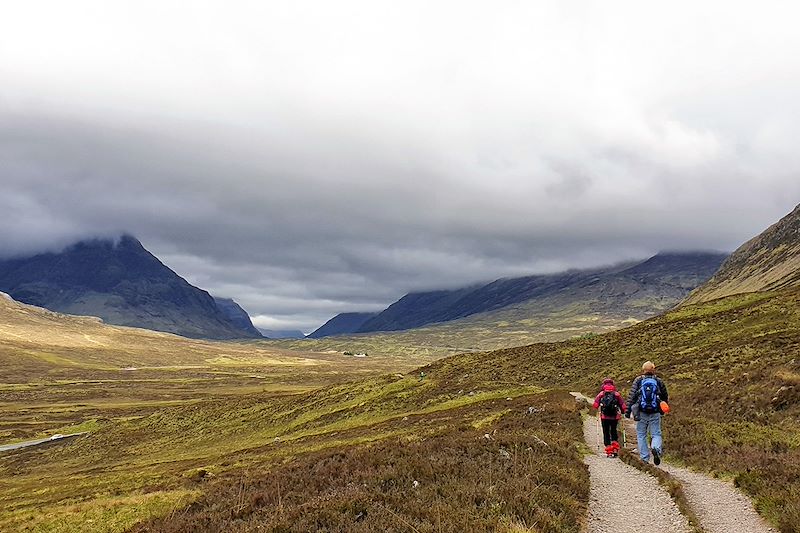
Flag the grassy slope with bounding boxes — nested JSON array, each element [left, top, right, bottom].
[[686, 203, 800, 304], [3, 289, 800, 530], [130, 391, 587, 533], [0, 296, 434, 443], [264, 295, 650, 358], [431, 289, 800, 530], [0, 296, 587, 532], [129, 288, 800, 531], [0, 295, 425, 378], [1, 381, 586, 532]]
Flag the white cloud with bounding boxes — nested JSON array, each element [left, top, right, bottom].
[[1, 1, 799, 330]]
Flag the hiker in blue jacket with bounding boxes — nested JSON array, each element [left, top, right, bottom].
[[625, 361, 669, 465]]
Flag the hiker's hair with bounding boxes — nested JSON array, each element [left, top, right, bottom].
[[642, 361, 655, 373]]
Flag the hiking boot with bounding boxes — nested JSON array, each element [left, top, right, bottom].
[[652, 449, 661, 465]]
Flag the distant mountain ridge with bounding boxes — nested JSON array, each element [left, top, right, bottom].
[[213, 297, 263, 338], [0, 236, 262, 339], [344, 252, 726, 333], [308, 312, 377, 338], [685, 203, 800, 305]]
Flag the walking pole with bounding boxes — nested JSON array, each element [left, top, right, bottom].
[[595, 411, 601, 452]]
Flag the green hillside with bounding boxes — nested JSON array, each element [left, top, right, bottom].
[[2, 288, 799, 531], [0, 294, 432, 444], [439, 288, 800, 529], [686, 203, 800, 304]]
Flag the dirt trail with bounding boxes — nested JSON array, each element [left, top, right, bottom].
[[617, 416, 776, 533], [661, 464, 776, 532], [574, 392, 777, 532], [582, 415, 690, 533]]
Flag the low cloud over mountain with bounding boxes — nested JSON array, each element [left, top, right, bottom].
[[2, 2, 800, 331]]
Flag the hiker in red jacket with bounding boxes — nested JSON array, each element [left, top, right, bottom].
[[593, 378, 626, 457]]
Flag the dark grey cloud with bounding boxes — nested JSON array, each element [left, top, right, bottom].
[[2, 1, 800, 331]]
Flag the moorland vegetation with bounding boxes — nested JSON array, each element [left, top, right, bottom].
[[2, 288, 799, 531]]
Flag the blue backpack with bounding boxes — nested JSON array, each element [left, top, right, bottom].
[[639, 376, 660, 413]]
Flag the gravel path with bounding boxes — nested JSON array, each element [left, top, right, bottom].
[[582, 415, 691, 533], [616, 416, 775, 533], [661, 464, 776, 533]]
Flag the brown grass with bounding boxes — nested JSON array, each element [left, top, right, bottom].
[[420, 289, 800, 531], [130, 393, 587, 533], [3, 288, 800, 531]]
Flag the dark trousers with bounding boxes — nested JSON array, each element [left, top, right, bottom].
[[601, 418, 619, 446]]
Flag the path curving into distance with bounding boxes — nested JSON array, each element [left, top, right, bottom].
[[582, 414, 690, 533], [660, 463, 776, 533], [573, 392, 777, 533], [616, 416, 776, 533]]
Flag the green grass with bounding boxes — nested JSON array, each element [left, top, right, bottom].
[[0, 296, 444, 530], [130, 392, 588, 533], [1, 489, 200, 533], [3, 288, 800, 530], [0, 342, 431, 443], [1, 383, 587, 532], [420, 289, 800, 531]]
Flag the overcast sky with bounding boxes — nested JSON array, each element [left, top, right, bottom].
[[2, 2, 800, 332]]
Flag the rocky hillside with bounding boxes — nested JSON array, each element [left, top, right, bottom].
[[308, 312, 377, 338], [0, 236, 262, 339], [351, 252, 726, 334], [685, 202, 800, 304], [213, 297, 263, 338]]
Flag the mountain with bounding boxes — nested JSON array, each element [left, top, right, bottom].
[[685, 203, 800, 305], [279, 251, 727, 355], [213, 297, 263, 338], [0, 289, 234, 377], [308, 312, 378, 338], [0, 236, 262, 339], [354, 252, 727, 334], [257, 328, 306, 339]]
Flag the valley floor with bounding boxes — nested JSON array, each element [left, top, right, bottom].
[[1, 289, 799, 531]]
